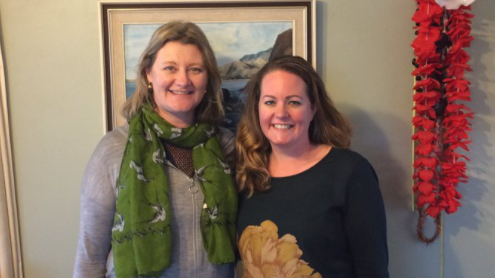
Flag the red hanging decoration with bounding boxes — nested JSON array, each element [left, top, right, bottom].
[[411, 0, 473, 243]]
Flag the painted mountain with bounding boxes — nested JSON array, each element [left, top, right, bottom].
[[219, 48, 271, 80], [218, 28, 292, 80], [220, 28, 293, 133]]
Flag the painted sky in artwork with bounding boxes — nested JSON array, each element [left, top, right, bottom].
[[124, 22, 292, 80]]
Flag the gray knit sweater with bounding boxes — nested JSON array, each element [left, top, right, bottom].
[[73, 124, 235, 278]]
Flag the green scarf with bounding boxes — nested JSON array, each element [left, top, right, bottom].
[[111, 105, 237, 277]]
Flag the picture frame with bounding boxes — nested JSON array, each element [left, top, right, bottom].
[[1, 40, 23, 278], [99, 0, 316, 131]]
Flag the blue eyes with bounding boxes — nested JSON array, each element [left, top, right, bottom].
[[163, 66, 203, 73], [288, 101, 302, 106], [263, 100, 302, 106]]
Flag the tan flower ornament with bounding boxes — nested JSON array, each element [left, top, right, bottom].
[[238, 220, 322, 278]]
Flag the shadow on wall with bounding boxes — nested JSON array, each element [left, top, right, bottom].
[[340, 104, 444, 277], [341, 105, 410, 218], [443, 0, 494, 245], [446, 19, 492, 234], [443, 4, 495, 276]]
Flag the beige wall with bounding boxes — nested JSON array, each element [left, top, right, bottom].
[[0, 0, 105, 277], [0, 0, 494, 277]]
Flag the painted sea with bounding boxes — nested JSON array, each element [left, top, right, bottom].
[[126, 81, 136, 99], [125, 79, 248, 133]]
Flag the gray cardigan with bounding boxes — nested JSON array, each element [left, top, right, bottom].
[[73, 124, 235, 278]]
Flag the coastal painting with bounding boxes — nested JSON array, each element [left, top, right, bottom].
[[123, 22, 293, 133], [100, 1, 315, 130]]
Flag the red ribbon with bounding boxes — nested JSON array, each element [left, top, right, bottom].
[[411, 0, 473, 243]]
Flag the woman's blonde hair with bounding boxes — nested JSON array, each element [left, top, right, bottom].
[[236, 56, 353, 196], [121, 21, 223, 124]]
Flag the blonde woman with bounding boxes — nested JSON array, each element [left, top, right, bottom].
[[74, 22, 237, 278]]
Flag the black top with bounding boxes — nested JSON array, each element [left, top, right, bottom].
[[237, 148, 389, 278]]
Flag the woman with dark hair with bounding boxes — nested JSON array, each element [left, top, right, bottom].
[[74, 21, 237, 278], [236, 56, 389, 278]]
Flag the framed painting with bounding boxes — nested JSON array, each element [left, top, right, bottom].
[[99, 0, 316, 131]]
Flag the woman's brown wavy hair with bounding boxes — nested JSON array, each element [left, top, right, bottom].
[[236, 56, 353, 196]]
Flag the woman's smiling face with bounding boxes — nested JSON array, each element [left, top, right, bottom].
[[258, 69, 315, 150], [146, 41, 207, 127]]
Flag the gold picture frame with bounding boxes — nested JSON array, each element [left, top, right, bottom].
[[99, 0, 316, 130]]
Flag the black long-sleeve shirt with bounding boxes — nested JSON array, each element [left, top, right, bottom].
[[237, 148, 389, 278]]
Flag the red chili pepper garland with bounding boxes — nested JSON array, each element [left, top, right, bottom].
[[411, 0, 473, 243]]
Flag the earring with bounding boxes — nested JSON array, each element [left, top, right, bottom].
[[147, 82, 153, 94]]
